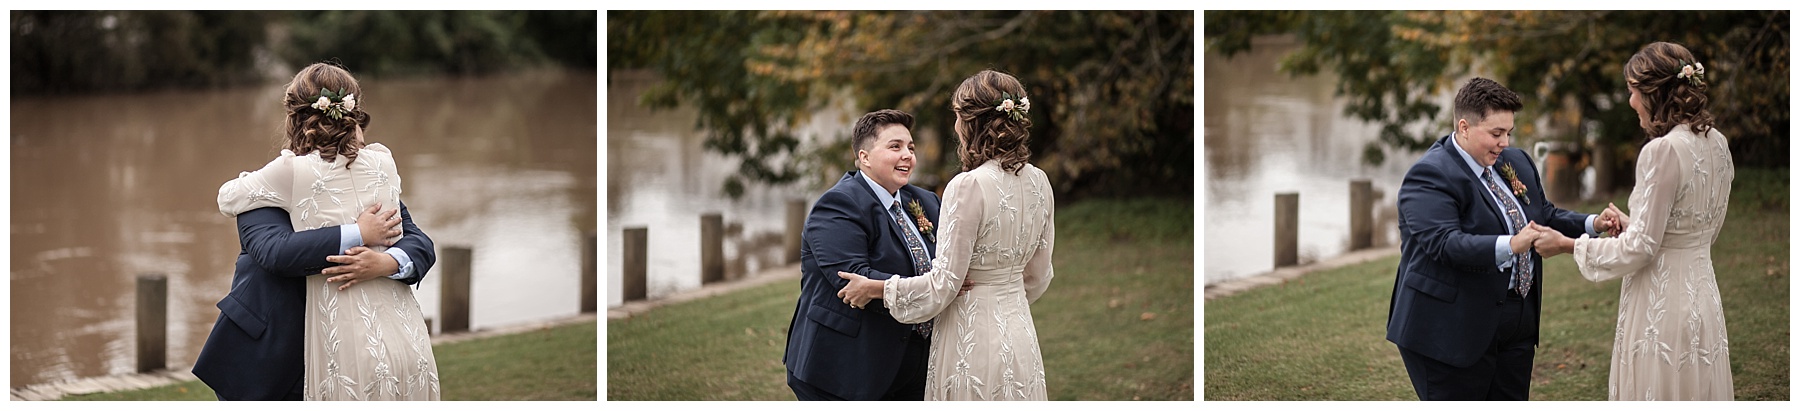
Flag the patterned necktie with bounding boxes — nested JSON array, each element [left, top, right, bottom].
[[890, 201, 934, 337], [1481, 169, 1533, 297]]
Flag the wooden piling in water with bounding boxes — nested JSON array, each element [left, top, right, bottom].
[[786, 199, 806, 264], [1274, 193, 1299, 267], [582, 232, 597, 313], [624, 227, 648, 301], [136, 275, 166, 373], [441, 247, 472, 334], [1350, 180, 1373, 251], [701, 213, 723, 284]]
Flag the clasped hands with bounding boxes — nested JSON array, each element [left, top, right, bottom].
[[321, 203, 403, 291], [1515, 203, 1630, 258], [834, 271, 975, 310]]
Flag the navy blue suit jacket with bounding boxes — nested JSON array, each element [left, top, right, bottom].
[[784, 171, 940, 400], [1387, 136, 1588, 368], [192, 203, 435, 400]]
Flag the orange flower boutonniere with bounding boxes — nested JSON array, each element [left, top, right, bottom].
[[1498, 163, 1531, 205], [907, 200, 935, 242]]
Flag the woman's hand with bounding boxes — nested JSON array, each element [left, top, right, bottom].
[[1600, 202, 1631, 237], [836, 271, 883, 309], [356, 203, 401, 247], [1527, 222, 1573, 257], [323, 246, 397, 291]]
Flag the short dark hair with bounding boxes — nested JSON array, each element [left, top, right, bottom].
[[1452, 77, 1523, 124], [851, 109, 915, 159]]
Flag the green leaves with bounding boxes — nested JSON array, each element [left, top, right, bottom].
[[317, 87, 346, 101], [1207, 10, 1789, 174], [614, 11, 1196, 199]]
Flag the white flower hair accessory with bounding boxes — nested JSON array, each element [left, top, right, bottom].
[[994, 92, 1030, 122], [309, 87, 358, 120], [1676, 60, 1706, 87]]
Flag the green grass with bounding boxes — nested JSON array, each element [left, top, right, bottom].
[[607, 197, 1195, 400], [1204, 168, 1789, 400], [64, 320, 598, 401]]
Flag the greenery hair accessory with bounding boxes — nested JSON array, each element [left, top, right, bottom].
[[994, 92, 1030, 122], [310, 87, 358, 120], [1676, 60, 1706, 87]]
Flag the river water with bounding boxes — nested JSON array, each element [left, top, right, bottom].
[[1203, 36, 1414, 284], [9, 69, 598, 387], [605, 70, 866, 307]]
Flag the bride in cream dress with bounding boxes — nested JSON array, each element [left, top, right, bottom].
[[218, 62, 439, 400], [838, 69, 1054, 400]]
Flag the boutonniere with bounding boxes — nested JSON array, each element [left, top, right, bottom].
[[906, 200, 935, 242], [1497, 163, 1531, 205]]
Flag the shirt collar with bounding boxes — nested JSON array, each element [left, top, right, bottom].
[[858, 171, 902, 210], [1448, 132, 1493, 178]]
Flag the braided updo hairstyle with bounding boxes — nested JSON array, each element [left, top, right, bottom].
[[1624, 41, 1715, 139], [282, 62, 372, 164], [950, 69, 1032, 174]]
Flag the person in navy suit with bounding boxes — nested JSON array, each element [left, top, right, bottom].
[[192, 203, 435, 400], [1387, 78, 1620, 400], [785, 109, 941, 400]]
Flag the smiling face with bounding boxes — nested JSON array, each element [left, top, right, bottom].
[[1454, 109, 1516, 168], [858, 124, 916, 194]]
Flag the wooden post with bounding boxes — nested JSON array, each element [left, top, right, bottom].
[[581, 232, 597, 313], [786, 199, 806, 264], [701, 213, 724, 284], [1274, 193, 1299, 268], [136, 275, 166, 373], [624, 227, 648, 301], [441, 247, 472, 334], [1350, 180, 1373, 251]]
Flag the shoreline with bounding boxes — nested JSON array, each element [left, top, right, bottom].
[[9, 313, 597, 401], [606, 263, 802, 320], [1202, 246, 1401, 301]]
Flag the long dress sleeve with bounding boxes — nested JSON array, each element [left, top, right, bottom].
[[1023, 177, 1054, 304], [883, 172, 984, 324], [218, 151, 297, 217], [1572, 138, 1682, 282]]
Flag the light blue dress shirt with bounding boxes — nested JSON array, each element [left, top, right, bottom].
[[1447, 133, 1597, 279], [338, 224, 418, 281], [859, 172, 929, 266]]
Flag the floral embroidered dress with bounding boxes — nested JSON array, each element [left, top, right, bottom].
[[217, 143, 440, 400], [1572, 124, 1734, 400], [882, 160, 1054, 400]]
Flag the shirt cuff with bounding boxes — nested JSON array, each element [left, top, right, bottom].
[[1584, 214, 1600, 237], [1494, 235, 1514, 270], [385, 248, 415, 281], [338, 224, 362, 254]]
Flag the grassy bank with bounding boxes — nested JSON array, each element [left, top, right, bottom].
[[607, 197, 1195, 400], [63, 320, 598, 401], [1203, 168, 1789, 400]]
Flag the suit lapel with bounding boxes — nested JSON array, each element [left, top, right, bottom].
[[899, 188, 938, 256], [1436, 135, 1510, 230], [1495, 152, 1538, 223], [855, 172, 920, 275]]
